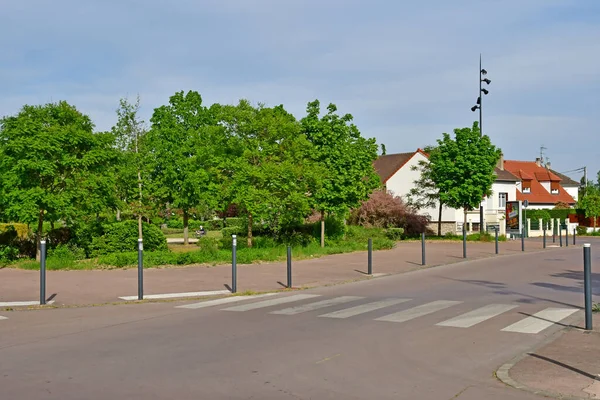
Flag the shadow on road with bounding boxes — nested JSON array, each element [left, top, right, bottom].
[[528, 353, 600, 381]]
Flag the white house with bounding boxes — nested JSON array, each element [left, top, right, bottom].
[[373, 150, 518, 235]]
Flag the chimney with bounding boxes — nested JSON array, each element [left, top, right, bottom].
[[535, 157, 541, 167], [497, 152, 504, 171], [546, 161, 551, 170]]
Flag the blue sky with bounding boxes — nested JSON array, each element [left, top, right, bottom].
[[2, 0, 600, 183]]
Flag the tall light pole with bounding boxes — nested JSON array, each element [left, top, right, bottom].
[[471, 54, 491, 233]]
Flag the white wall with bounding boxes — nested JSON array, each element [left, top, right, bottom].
[[564, 186, 578, 203], [385, 152, 460, 222]]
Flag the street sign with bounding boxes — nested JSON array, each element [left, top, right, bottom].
[[523, 200, 529, 208]]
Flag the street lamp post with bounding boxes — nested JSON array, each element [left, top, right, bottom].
[[471, 54, 491, 235]]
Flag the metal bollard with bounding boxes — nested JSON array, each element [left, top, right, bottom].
[[368, 238, 373, 275], [463, 229, 467, 259], [573, 228, 576, 245], [559, 228, 563, 247], [138, 238, 143, 300], [287, 246, 292, 288], [40, 240, 47, 305], [521, 229, 525, 252], [494, 228, 499, 255], [566, 227, 569, 247], [421, 232, 426, 265], [232, 235, 237, 293], [543, 228, 546, 249], [584, 244, 592, 330]]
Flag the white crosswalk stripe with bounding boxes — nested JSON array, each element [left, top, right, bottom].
[[175, 293, 277, 309], [222, 294, 321, 312], [436, 304, 518, 328], [270, 296, 364, 315], [0, 316, 7, 321], [375, 300, 462, 323], [319, 298, 412, 319], [501, 307, 579, 334]]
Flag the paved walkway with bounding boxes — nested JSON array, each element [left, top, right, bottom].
[[501, 314, 600, 399], [0, 237, 577, 307]]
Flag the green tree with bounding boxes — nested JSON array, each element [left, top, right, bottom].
[[216, 100, 323, 247], [579, 186, 600, 231], [406, 146, 445, 236], [145, 90, 220, 244], [301, 100, 380, 247], [0, 101, 117, 259], [110, 96, 146, 238], [428, 121, 501, 229]]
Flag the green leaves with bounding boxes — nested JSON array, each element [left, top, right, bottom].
[[579, 186, 600, 227], [428, 121, 501, 218]]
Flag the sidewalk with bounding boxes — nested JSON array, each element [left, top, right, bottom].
[[500, 313, 600, 399], [0, 238, 582, 307]]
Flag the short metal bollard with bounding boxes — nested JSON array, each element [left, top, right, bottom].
[[543, 228, 546, 249], [462, 229, 467, 259], [138, 238, 143, 300], [494, 228, 499, 255], [559, 228, 563, 247], [566, 227, 569, 247], [232, 235, 237, 293], [287, 246, 292, 288], [573, 228, 576, 245], [367, 238, 373, 275], [40, 240, 47, 305], [421, 232, 426, 265], [584, 243, 593, 330], [521, 230, 525, 252]]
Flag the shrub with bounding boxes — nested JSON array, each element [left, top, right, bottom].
[[349, 189, 431, 236], [385, 227, 405, 241], [577, 226, 588, 236], [222, 226, 243, 238], [0, 223, 30, 240], [91, 221, 167, 256], [47, 227, 72, 248], [0, 245, 19, 264], [48, 244, 86, 261]]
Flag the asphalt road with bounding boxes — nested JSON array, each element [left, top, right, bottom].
[[1, 240, 598, 400]]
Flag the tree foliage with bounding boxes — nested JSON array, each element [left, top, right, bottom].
[[428, 121, 501, 227], [579, 186, 600, 230], [0, 101, 117, 258], [301, 100, 380, 246]]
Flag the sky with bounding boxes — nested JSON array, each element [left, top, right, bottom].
[[2, 0, 600, 183]]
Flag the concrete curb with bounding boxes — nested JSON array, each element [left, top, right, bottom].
[[495, 312, 589, 400]]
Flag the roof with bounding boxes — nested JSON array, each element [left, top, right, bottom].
[[373, 152, 416, 183], [494, 167, 518, 182], [504, 160, 576, 205], [549, 170, 580, 187]]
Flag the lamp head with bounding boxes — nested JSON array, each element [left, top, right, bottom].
[[471, 105, 479, 112], [481, 88, 489, 95], [482, 78, 491, 84], [481, 69, 487, 75]]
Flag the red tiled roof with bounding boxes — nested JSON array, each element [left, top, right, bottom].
[[504, 160, 576, 205]]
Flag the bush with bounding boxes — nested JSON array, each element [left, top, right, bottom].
[[91, 221, 168, 256], [385, 227, 405, 241], [48, 244, 86, 261], [0, 245, 19, 264], [222, 226, 243, 238], [577, 226, 588, 236], [0, 223, 30, 241], [349, 189, 431, 236], [47, 227, 72, 248]]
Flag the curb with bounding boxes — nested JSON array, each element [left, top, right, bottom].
[[495, 312, 590, 400]]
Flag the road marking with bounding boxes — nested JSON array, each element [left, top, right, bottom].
[[501, 308, 579, 334], [375, 300, 462, 323], [175, 293, 278, 309], [222, 294, 321, 312], [436, 304, 518, 328], [0, 301, 55, 307], [270, 296, 364, 315], [119, 290, 231, 301], [318, 298, 412, 319], [0, 316, 7, 320], [316, 354, 341, 364]]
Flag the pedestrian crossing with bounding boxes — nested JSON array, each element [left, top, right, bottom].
[[177, 294, 580, 335], [0, 315, 7, 321]]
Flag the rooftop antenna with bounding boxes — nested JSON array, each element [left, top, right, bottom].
[[540, 145, 547, 166]]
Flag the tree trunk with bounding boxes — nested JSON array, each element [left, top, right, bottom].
[[463, 208, 468, 233], [320, 211, 325, 248], [50, 221, 55, 231], [247, 213, 253, 248], [36, 209, 44, 262], [116, 209, 121, 221], [183, 210, 189, 245], [437, 202, 443, 237]]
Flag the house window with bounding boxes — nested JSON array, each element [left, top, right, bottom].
[[499, 192, 508, 208], [551, 182, 559, 194], [522, 180, 531, 194]]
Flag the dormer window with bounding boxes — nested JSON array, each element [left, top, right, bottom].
[[522, 180, 531, 193], [551, 181, 559, 194]]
